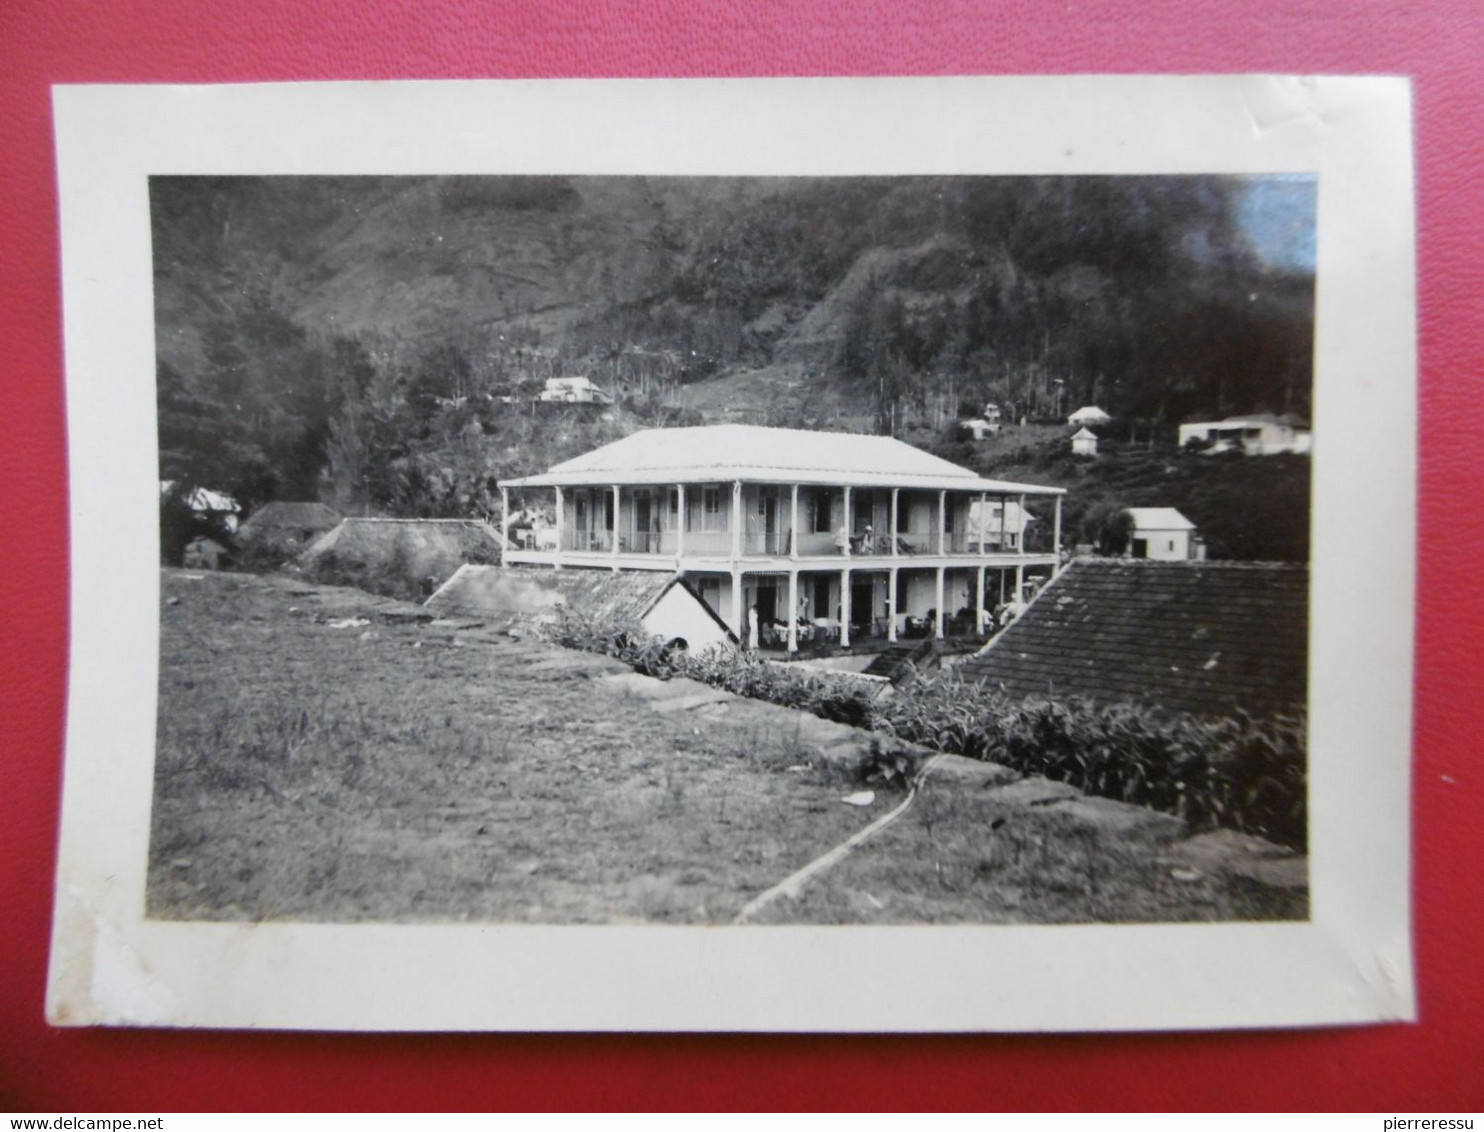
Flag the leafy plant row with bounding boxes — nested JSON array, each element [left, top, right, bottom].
[[544, 607, 1308, 851]]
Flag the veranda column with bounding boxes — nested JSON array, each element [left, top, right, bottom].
[[611, 484, 621, 571], [790, 484, 799, 561], [841, 486, 852, 556], [1015, 562, 1025, 605], [731, 480, 742, 560], [787, 570, 799, 654], [839, 567, 851, 648], [731, 568, 744, 641], [1053, 493, 1063, 567], [934, 566, 945, 639], [675, 483, 686, 563], [890, 488, 899, 557], [976, 565, 986, 634], [1018, 493, 1027, 552], [500, 486, 510, 568], [887, 566, 899, 642], [553, 486, 565, 571], [937, 490, 947, 554]]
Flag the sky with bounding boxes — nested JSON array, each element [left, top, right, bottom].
[[1238, 174, 1318, 273]]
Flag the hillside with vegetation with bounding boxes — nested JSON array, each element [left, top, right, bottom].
[[965, 432, 1311, 562], [152, 174, 1314, 558]]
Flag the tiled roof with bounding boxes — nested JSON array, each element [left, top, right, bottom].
[[959, 559, 1308, 719], [502, 425, 1062, 495]]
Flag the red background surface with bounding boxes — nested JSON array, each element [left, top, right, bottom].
[[3, 0, 1482, 1112]]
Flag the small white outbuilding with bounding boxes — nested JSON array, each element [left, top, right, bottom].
[[1177, 413, 1312, 455], [1071, 427, 1099, 457], [1124, 507, 1202, 561]]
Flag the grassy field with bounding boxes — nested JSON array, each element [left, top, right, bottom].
[[150, 570, 880, 923], [149, 568, 1305, 924], [749, 780, 1305, 924]]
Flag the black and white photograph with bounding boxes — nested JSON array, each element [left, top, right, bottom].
[[148, 171, 1316, 927], [47, 77, 1416, 1031]]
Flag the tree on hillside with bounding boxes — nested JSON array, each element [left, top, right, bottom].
[[157, 359, 277, 564], [1080, 500, 1135, 556], [157, 360, 275, 507]]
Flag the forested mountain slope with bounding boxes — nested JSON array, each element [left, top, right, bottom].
[[152, 174, 1314, 542]]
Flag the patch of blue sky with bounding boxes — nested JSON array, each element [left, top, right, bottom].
[[1237, 174, 1317, 274]]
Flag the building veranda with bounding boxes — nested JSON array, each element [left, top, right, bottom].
[[500, 425, 1065, 652]]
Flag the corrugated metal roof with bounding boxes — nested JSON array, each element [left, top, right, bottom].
[[503, 425, 1062, 494], [426, 565, 719, 631], [241, 501, 342, 532], [1068, 406, 1111, 423], [299, 518, 505, 585], [302, 517, 507, 558], [1181, 413, 1311, 430], [159, 481, 239, 513], [959, 559, 1308, 719], [1126, 507, 1197, 532]]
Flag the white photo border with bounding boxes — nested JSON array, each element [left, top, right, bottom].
[[47, 76, 1417, 1032]]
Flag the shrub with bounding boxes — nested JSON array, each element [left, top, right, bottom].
[[542, 605, 1308, 850]]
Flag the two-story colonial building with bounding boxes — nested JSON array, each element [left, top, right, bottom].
[[500, 425, 1065, 652]]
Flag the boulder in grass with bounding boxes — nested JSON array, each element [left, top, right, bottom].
[[983, 776, 1082, 807], [925, 755, 1021, 788]]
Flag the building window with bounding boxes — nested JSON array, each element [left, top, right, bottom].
[[702, 486, 723, 532], [812, 488, 833, 533], [944, 501, 955, 534], [812, 575, 832, 619]]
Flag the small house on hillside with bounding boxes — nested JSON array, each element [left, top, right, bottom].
[[1178, 413, 1312, 456], [300, 517, 509, 595], [959, 559, 1307, 719], [160, 482, 242, 533], [426, 565, 736, 654], [538, 376, 613, 405], [959, 418, 1000, 441], [1067, 406, 1112, 428], [182, 537, 226, 570], [238, 501, 342, 549], [1071, 427, 1099, 457], [1125, 507, 1202, 561]]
